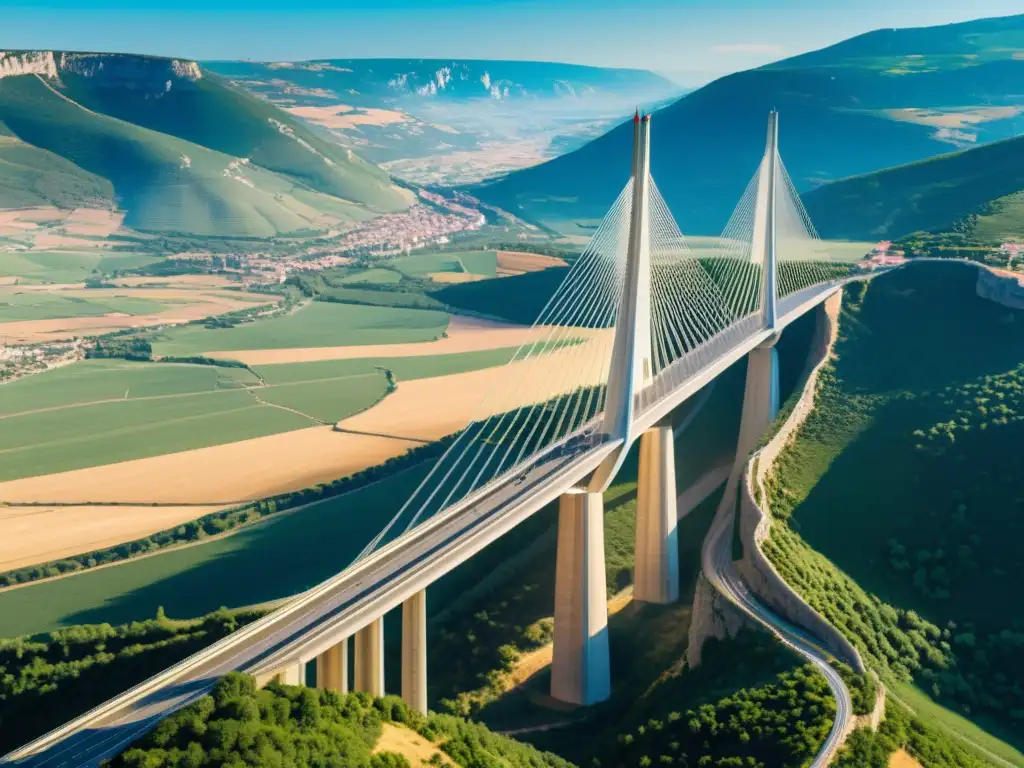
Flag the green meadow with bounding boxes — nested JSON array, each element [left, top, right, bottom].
[[150, 301, 450, 356]]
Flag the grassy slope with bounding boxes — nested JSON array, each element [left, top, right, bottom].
[[802, 134, 1024, 241], [57, 68, 408, 214], [762, 263, 1024, 761], [0, 132, 112, 209], [150, 302, 449, 356], [0, 75, 372, 237], [973, 189, 1024, 244]]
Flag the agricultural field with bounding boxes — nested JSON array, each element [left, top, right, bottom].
[[151, 301, 450, 357], [0, 248, 160, 285], [390, 249, 499, 281], [0, 345, 534, 483], [0, 463, 433, 636], [0, 290, 164, 322], [0, 275, 279, 344]]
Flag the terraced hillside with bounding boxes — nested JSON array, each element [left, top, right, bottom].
[[0, 51, 410, 236], [803, 134, 1024, 241], [472, 14, 1024, 235]]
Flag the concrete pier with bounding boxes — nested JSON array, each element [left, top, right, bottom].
[[634, 425, 679, 604], [551, 491, 611, 706], [401, 590, 428, 713], [736, 340, 779, 459], [353, 617, 385, 696], [274, 662, 304, 686], [315, 638, 349, 693]]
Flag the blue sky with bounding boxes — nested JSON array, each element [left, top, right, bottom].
[[2, 0, 1021, 85]]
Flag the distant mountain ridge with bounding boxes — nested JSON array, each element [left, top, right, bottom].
[[205, 58, 682, 185], [0, 50, 410, 237], [470, 14, 1024, 235], [803, 133, 1024, 242], [205, 58, 679, 108]]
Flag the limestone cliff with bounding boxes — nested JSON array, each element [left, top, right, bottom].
[[0, 51, 58, 79], [0, 51, 202, 91]]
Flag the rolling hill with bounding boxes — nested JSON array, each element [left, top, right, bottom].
[[803, 134, 1024, 241], [0, 51, 410, 237], [471, 14, 1024, 236]]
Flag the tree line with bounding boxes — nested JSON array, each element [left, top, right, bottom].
[[108, 672, 573, 768], [0, 607, 264, 754]]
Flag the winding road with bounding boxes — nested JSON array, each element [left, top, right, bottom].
[[699, 438, 853, 762], [701, 492, 853, 766]]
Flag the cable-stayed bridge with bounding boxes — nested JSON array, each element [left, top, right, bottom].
[[3, 111, 863, 767]]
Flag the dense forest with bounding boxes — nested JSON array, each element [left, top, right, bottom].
[[0, 608, 265, 754], [107, 673, 572, 768], [761, 262, 1024, 754]]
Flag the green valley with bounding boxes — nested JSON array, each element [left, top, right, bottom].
[[761, 263, 1024, 761]]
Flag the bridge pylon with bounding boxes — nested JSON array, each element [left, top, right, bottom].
[[752, 110, 780, 333], [587, 111, 654, 492]]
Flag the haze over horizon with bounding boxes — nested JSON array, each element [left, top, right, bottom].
[[3, 0, 1022, 86]]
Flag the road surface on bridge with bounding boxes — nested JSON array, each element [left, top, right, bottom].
[[4, 285, 855, 767], [2, 437, 620, 768]]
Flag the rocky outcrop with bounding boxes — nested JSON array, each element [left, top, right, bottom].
[[0, 50, 201, 91], [686, 574, 747, 667], [0, 51, 58, 79], [976, 265, 1024, 310], [735, 292, 868, 674]]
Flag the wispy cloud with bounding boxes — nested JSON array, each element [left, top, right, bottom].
[[712, 43, 785, 56]]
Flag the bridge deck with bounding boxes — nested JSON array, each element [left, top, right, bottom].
[[2, 281, 846, 768]]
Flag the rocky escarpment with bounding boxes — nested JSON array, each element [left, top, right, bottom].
[[0, 51, 58, 79], [0, 51, 201, 91], [685, 574, 747, 667], [975, 263, 1024, 309]]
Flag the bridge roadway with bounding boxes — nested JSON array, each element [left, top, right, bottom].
[[4, 282, 843, 768]]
